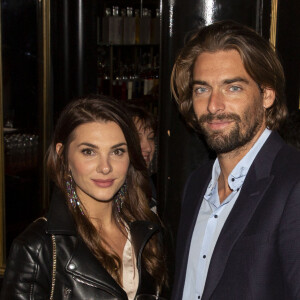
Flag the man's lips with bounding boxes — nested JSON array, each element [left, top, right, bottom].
[[206, 119, 233, 130], [92, 179, 114, 188]]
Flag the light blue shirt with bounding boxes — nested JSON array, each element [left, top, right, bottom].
[[182, 129, 271, 300]]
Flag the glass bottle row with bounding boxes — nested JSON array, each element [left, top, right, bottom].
[[101, 6, 160, 45]]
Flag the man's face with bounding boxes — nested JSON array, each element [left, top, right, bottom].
[[192, 50, 274, 154]]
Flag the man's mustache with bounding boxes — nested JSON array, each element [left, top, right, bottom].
[[198, 113, 241, 124]]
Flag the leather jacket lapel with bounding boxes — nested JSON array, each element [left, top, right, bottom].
[[66, 238, 127, 298], [130, 221, 159, 269]]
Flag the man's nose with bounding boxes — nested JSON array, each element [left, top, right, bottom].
[[207, 89, 225, 114]]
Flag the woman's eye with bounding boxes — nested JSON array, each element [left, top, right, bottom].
[[147, 133, 155, 141], [82, 148, 94, 156], [112, 148, 125, 156], [229, 85, 242, 92]]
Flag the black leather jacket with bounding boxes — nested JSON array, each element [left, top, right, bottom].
[[1, 190, 160, 299]]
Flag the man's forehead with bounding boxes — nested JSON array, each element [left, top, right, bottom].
[[192, 50, 250, 81]]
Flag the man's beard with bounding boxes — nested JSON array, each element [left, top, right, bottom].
[[197, 106, 264, 154]]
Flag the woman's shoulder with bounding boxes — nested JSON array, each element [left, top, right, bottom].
[[11, 217, 50, 252]]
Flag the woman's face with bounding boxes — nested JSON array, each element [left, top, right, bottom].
[[134, 118, 155, 168], [58, 121, 130, 205]]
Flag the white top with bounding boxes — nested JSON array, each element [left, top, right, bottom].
[[122, 229, 139, 300]]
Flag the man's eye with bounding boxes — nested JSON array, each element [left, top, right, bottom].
[[194, 87, 207, 94], [229, 86, 242, 92]]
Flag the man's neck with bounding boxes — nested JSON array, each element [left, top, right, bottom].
[[217, 126, 267, 203]]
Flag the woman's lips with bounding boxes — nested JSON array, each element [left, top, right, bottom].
[[92, 179, 114, 188]]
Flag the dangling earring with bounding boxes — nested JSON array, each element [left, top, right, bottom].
[[114, 181, 127, 213], [65, 171, 84, 215]]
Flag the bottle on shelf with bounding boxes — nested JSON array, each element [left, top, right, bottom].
[[123, 7, 135, 45], [112, 6, 122, 44], [151, 8, 160, 44], [102, 7, 112, 44], [134, 9, 140, 44], [140, 8, 151, 44]]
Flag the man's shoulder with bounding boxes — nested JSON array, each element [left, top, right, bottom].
[[273, 142, 300, 175], [184, 159, 214, 190]]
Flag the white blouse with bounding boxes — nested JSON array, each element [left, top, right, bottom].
[[122, 230, 139, 300]]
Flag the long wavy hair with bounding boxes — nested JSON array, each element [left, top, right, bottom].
[[171, 20, 287, 131], [46, 95, 167, 289]]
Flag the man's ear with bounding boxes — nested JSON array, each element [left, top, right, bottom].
[[56, 143, 63, 156], [263, 88, 276, 109]]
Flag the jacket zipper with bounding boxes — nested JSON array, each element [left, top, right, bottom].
[[72, 276, 124, 299]]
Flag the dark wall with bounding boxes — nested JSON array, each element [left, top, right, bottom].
[[276, 0, 300, 112]]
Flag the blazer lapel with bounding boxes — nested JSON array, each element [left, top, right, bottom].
[[202, 131, 284, 300], [202, 174, 274, 299], [174, 162, 213, 298]]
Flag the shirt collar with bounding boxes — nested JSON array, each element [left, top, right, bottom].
[[204, 128, 272, 200]]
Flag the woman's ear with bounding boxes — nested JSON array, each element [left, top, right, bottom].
[[56, 143, 63, 156], [263, 87, 276, 109]]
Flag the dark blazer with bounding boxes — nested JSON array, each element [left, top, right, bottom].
[[1, 189, 159, 300], [172, 131, 300, 300]]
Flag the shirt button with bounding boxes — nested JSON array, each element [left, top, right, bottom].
[[203, 255, 206, 258], [214, 215, 218, 218], [231, 178, 235, 182], [198, 296, 200, 299]]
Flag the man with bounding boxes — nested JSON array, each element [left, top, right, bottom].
[[171, 20, 300, 300]]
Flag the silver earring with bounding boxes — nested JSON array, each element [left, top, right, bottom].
[[65, 172, 84, 214], [114, 182, 127, 213]]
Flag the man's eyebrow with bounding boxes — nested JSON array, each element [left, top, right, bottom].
[[192, 80, 208, 86], [223, 77, 249, 85], [192, 77, 250, 86]]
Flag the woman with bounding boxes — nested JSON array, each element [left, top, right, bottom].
[[1, 96, 167, 299], [126, 104, 158, 212]]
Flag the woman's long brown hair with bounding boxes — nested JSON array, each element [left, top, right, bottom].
[[46, 95, 167, 289]]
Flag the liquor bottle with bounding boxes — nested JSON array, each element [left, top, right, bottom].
[[97, 59, 110, 96], [112, 6, 122, 44], [140, 8, 151, 44], [102, 8, 112, 44], [151, 8, 160, 44], [120, 7, 126, 44], [135, 9, 140, 44], [123, 7, 135, 45]]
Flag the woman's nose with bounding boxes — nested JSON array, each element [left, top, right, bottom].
[[96, 157, 112, 174], [141, 138, 151, 153]]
